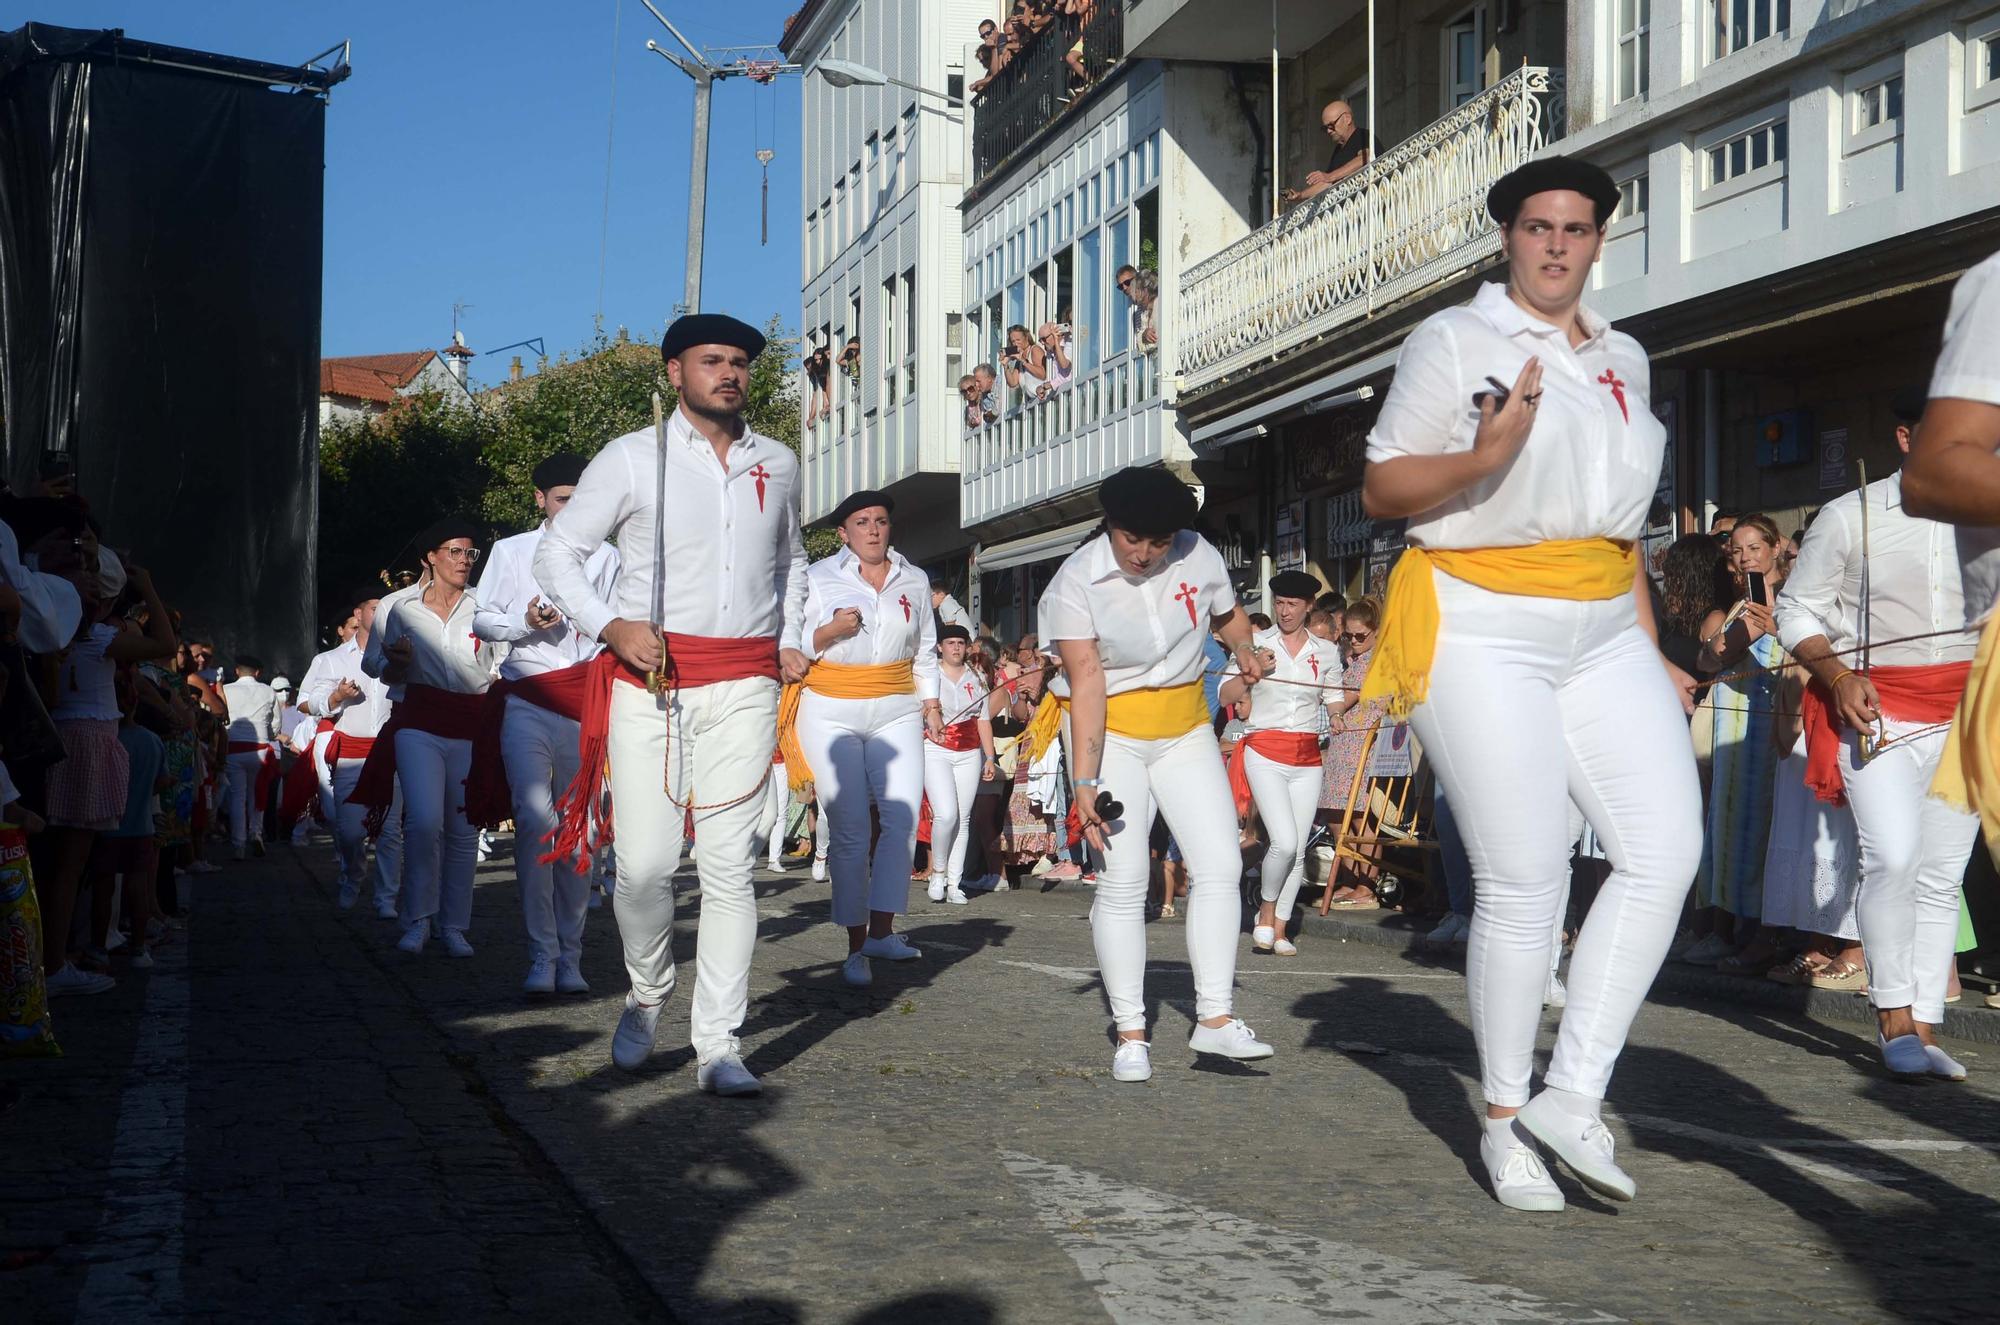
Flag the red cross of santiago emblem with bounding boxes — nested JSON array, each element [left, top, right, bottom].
[[750, 463, 771, 512], [1309, 653, 1319, 680], [1174, 582, 1199, 627], [1598, 370, 1629, 424], [898, 594, 911, 622]]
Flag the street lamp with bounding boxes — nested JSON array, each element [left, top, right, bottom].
[[813, 58, 963, 106]]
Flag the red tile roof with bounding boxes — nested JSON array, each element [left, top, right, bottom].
[[319, 350, 439, 403]]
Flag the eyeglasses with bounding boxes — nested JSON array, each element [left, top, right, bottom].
[[435, 546, 482, 563]]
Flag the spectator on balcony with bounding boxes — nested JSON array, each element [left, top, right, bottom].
[[1117, 266, 1160, 354], [1063, 0, 1098, 92], [836, 335, 862, 386], [1034, 322, 1075, 399], [1001, 324, 1049, 398], [973, 3, 1034, 96], [962, 364, 1000, 428], [973, 18, 1002, 88], [803, 332, 832, 430], [1282, 101, 1374, 207]]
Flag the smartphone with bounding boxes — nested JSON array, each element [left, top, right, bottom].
[[1745, 570, 1767, 605], [1471, 375, 1511, 410], [38, 449, 73, 480]]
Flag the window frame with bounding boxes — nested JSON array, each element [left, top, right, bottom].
[[1614, 0, 1651, 105], [1608, 168, 1650, 237], [1843, 54, 1905, 155], [1441, 6, 1490, 113], [1708, 0, 1790, 64], [1696, 108, 1791, 206], [1967, 19, 2000, 115]]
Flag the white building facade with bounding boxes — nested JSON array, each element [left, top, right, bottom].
[[781, 0, 982, 570]]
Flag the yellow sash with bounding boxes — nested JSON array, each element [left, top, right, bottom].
[[1360, 538, 1638, 718], [1931, 610, 2000, 855], [1025, 680, 1209, 763], [776, 659, 917, 793]]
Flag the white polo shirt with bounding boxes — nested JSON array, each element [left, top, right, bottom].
[[1931, 251, 2000, 622], [1039, 531, 1237, 697], [800, 547, 938, 701], [363, 582, 493, 699], [936, 659, 994, 726], [1226, 626, 1343, 733], [1775, 472, 1973, 669], [473, 525, 619, 680], [1365, 281, 1665, 550]]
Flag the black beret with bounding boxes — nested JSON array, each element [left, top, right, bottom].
[[829, 489, 894, 527], [1486, 155, 1621, 226], [414, 517, 477, 553], [532, 451, 589, 492], [938, 624, 971, 643], [1268, 570, 1321, 603], [661, 313, 766, 364], [1892, 385, 1928, 424], [1099, 466, 1197, 539]]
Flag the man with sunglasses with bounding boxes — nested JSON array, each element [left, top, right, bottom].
[[1114, 267, 1158, 352], [1283, 101, 1373, 205]]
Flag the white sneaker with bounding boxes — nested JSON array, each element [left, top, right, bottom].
[[926, 876, 947, 903], [1029, 857, 1056, 877], [984, 874, 1011, 893], [945, 884, 970, 905], [698, 1053, 763, 1097], [1273, 937, 1298, 957], [1925, 1043, 1969, 1081], [476, 830, 494, 862], [1544, 974, 1568, 1009], [841, 953, 872, 987], [1517, 1093, 1636, 1201], [442, 928, 475, 959], [556, 959, 589, 995], [1251, 925, 1276, 953], [46, 962, 115, 996], [1112, 1040, 1153, 1082], [768, 856, 784, 873], [131, 946, 154, 970], [375, 898, 400, 921], [523, 955, 556, 995], [337, 879, 358, 910], [397, 920, 430, 954], [860, 933, 922, 961], [1480, 1122, 1565, 1212], [811, 854, 828, 882], [612, 992, 663, 1070], [1188, 1018, 1276, 1061]]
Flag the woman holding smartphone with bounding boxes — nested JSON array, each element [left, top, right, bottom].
[[1689, 515, 1790, 972], [1360, 157, 1701, 1213]]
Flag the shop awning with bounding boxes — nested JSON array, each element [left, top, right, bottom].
[[973, 518, 1101, 573], [1190, 345, 1399, 444]]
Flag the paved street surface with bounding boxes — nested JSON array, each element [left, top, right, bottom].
[[11, 839, 2000, 1324]]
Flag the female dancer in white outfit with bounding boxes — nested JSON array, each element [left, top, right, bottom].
[[1047, 467, 1277, 1083], [1218, 569, 1344, 956], [1361, 157, 1702, 1211], [787, 491, 944, 987], [924, 625, 1001, 904]]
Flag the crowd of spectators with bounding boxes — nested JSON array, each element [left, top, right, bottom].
[[971, 1, 1103, 99]]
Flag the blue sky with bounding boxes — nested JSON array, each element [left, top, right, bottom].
[[52, 1, 805, 382]]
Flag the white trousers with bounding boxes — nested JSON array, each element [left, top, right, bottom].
[[396, 729, 475, 932], [1408, 575, 1702, 1108], [607, 676, 776, 1061], [504, 696, 590, 965], [924, 744, 985, 886], [313, 728, 338, 824], [1092, 724, 1243, 1031], [1841, 718, 1977, 1023], [757, 759, 789, 862], [796, 690, 924, 927], [1246, 747, 1322, 922], [223, 751, 267, 849], [332, 757, 404, 909]]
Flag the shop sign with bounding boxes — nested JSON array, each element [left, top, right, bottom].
[[1274, 501, 1306, 571], [1288, 412, 1371, 492], [1325, 490, 1372, 560]]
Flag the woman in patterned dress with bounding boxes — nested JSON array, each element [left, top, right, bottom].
[[1319, 598, 1389, 906]]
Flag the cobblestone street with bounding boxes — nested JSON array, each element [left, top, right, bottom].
[[11, 839, 2000, 1323]]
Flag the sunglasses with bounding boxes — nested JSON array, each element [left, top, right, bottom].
[[1339, 630, 1372, 644], [1117, 278, 1134, 290]]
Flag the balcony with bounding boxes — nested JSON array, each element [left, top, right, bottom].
[[1176, 67, 1561, 396], [972, 2, 1126, 185], [962, 348, 1162, 528]]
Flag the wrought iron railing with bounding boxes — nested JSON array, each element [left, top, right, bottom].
[[972, 2, 1126, 184], [1176, 67, 1561, 392]]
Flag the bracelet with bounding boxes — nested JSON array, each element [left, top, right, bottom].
[[1073, 777, 1102, 788], [1827, 668, 1856, 691]]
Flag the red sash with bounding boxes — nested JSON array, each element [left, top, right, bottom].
[[463, 662, 596, 829], [935, 719, 983, 752], [1802, 661, 1971, 806], [1226, 730, 1323, 820], [545, 636, 782, 872], [346, 685, 489, 836], [324, 731, 377, 765], [227, 740, 282, 808], [278, 718, 337, 827]]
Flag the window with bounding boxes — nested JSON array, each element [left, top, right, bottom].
[[833, 179, 847, 250], [902, 267, 918, 399], [848, 162, 862, 231], [1616, 0, 1651, 103], [881, 275, 900, 410], [1711, 0, 1789, 62], [1443, 8, 1488, 111], [1108, 217, 1131, 357], [1077, 228, 1102, 377], [945, 312, 963, 390], [882, 125, 898, 198], [1970, 25, 2000, 113], [1705, 118, 1788, 187], [866, 133, 881, 198], [1852, 75, 1903, 132], [1613, 174, 1649, 224]]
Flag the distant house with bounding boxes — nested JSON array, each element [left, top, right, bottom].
[[318, 336, 475, 426]]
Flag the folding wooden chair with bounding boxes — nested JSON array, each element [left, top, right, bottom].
[[1316, 717, 1440, 915]]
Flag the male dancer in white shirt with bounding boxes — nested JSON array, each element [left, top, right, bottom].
[[305, 593, 402, 917], [535, 313, 809, 1098], [469, 452, 620, 996], [221, 658, 278, 860]]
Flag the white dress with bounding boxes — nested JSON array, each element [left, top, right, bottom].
[[1759, 733, 1861, 942]]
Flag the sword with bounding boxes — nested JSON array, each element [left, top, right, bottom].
[[647, 390, 669, 696], [1855, 457, 1884, 763]]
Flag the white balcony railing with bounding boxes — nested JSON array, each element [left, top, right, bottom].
[[961, 349, 1162, 525], [1177, 67, 1560, 393]]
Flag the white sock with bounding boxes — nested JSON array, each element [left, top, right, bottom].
[[1482, 1114, 1523, 1147], [1537, 1085, 1602, 1121]]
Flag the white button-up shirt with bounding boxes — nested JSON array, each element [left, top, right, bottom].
[[1775, 472, 1975, 668], [1039, 531, 1238, 697], [1932, 252, 2000, 622], [533, 406, 808, 650], [362, 582, 493, 699], [0, 520, 81, 655], [936, 660, 994, 725], [222, 677, 277, 744], [474, 526, 619, 680], [302, 637, 394, 739], [1366, 281, 1666, 549], [801, 548, 938, 701], [1225, 626, 1343, 732]]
